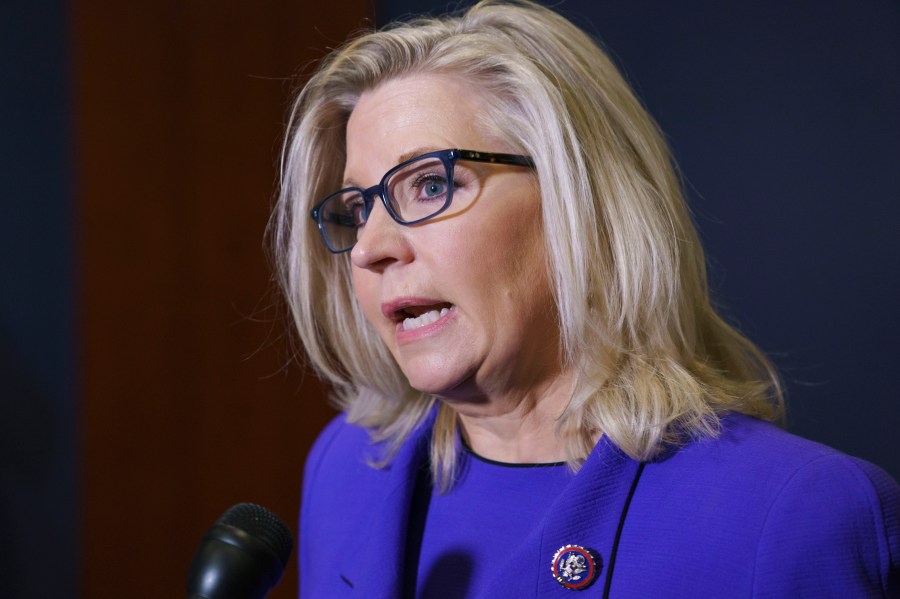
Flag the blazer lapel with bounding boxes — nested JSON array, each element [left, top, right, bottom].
[[338, 415, 433, 597], [477, 436, 644, 597], [335, 417, 643, 598]]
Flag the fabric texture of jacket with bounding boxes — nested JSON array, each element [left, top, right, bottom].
[[299, 411, 900, 598]]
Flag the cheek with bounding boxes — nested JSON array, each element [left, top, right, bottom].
[[451, 214, 549, 328], [483, 201, 547, 281], [351, 269, 382, 325], [496, 209, 554, 316]]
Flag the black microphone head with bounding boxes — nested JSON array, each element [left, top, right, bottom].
[[187, 503, 294, 599], [216, 503, 293, 568]]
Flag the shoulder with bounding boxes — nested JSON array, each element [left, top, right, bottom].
[[298, 414, 385, 591], [667, 412, 895, 490], [302, 413, 370, 489], [300, 412, 384, 518], [679, 414, 899, 550], [637, 412, 899, 519], [300, 410, 433, 525], [633, 413, 900, 596], [733, 420, 900, 596]]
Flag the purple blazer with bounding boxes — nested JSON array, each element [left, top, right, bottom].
[[300, 411, 899, 597]]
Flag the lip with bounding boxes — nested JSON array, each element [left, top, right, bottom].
[[380, 296, 450, 320], [382, 296, 456, 345]]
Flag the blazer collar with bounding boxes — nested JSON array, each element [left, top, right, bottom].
[[340, 417, 644, 597]]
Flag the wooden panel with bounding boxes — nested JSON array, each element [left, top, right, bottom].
[[72, 2, 372, 596]]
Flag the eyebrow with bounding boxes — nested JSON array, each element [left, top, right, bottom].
[[341, 145, 445, 188]]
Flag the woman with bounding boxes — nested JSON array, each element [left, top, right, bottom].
[[273, 1, 899, 596]]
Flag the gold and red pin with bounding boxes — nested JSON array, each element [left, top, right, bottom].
[[550, 545, 599, 591]]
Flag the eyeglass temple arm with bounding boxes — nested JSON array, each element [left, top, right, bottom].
[[455, 149, 534, 168]]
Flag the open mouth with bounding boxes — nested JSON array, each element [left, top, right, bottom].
[[391, 302, 454, 331]]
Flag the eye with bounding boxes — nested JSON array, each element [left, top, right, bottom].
[[331, 193, 367, 226], [421, 177, 447, 198], [349, 200, 367, 225], [411, 173, 449, 203], [329, 213, 358, 227]]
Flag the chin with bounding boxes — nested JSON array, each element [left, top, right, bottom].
[[392, 349, 438, 383], [404, 374, 492, 408], [399, 360, 477, 400], [403, 372, 458, 396]]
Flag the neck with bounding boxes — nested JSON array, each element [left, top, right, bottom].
[[448, 368, 575, 464]]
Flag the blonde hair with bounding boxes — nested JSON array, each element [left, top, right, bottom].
[[273, 0, 783, 489]]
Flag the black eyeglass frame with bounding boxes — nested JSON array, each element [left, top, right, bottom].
[[309, 148, 535, 254]]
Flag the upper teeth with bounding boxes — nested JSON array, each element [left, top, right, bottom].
[[402, 307, 450, 331]]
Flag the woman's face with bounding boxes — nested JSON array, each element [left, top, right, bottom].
[[347, 73, 563, 405]]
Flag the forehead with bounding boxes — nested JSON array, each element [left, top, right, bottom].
[[344, 73, 502, 179]]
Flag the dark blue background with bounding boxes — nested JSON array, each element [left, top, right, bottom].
[[2, 0, 76, 597]]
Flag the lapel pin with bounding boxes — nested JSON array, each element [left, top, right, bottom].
[[551, 544, 600, 591]]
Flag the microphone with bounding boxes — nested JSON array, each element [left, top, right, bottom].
[[187, 503, 294, 599]]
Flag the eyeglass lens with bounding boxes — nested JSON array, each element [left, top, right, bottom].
[[319, 155, 453, 252]]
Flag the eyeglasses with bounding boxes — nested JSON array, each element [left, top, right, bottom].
[[309, 148, 534, 253]]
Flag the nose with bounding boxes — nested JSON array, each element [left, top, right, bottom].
[[350, 197, 413, 271]]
